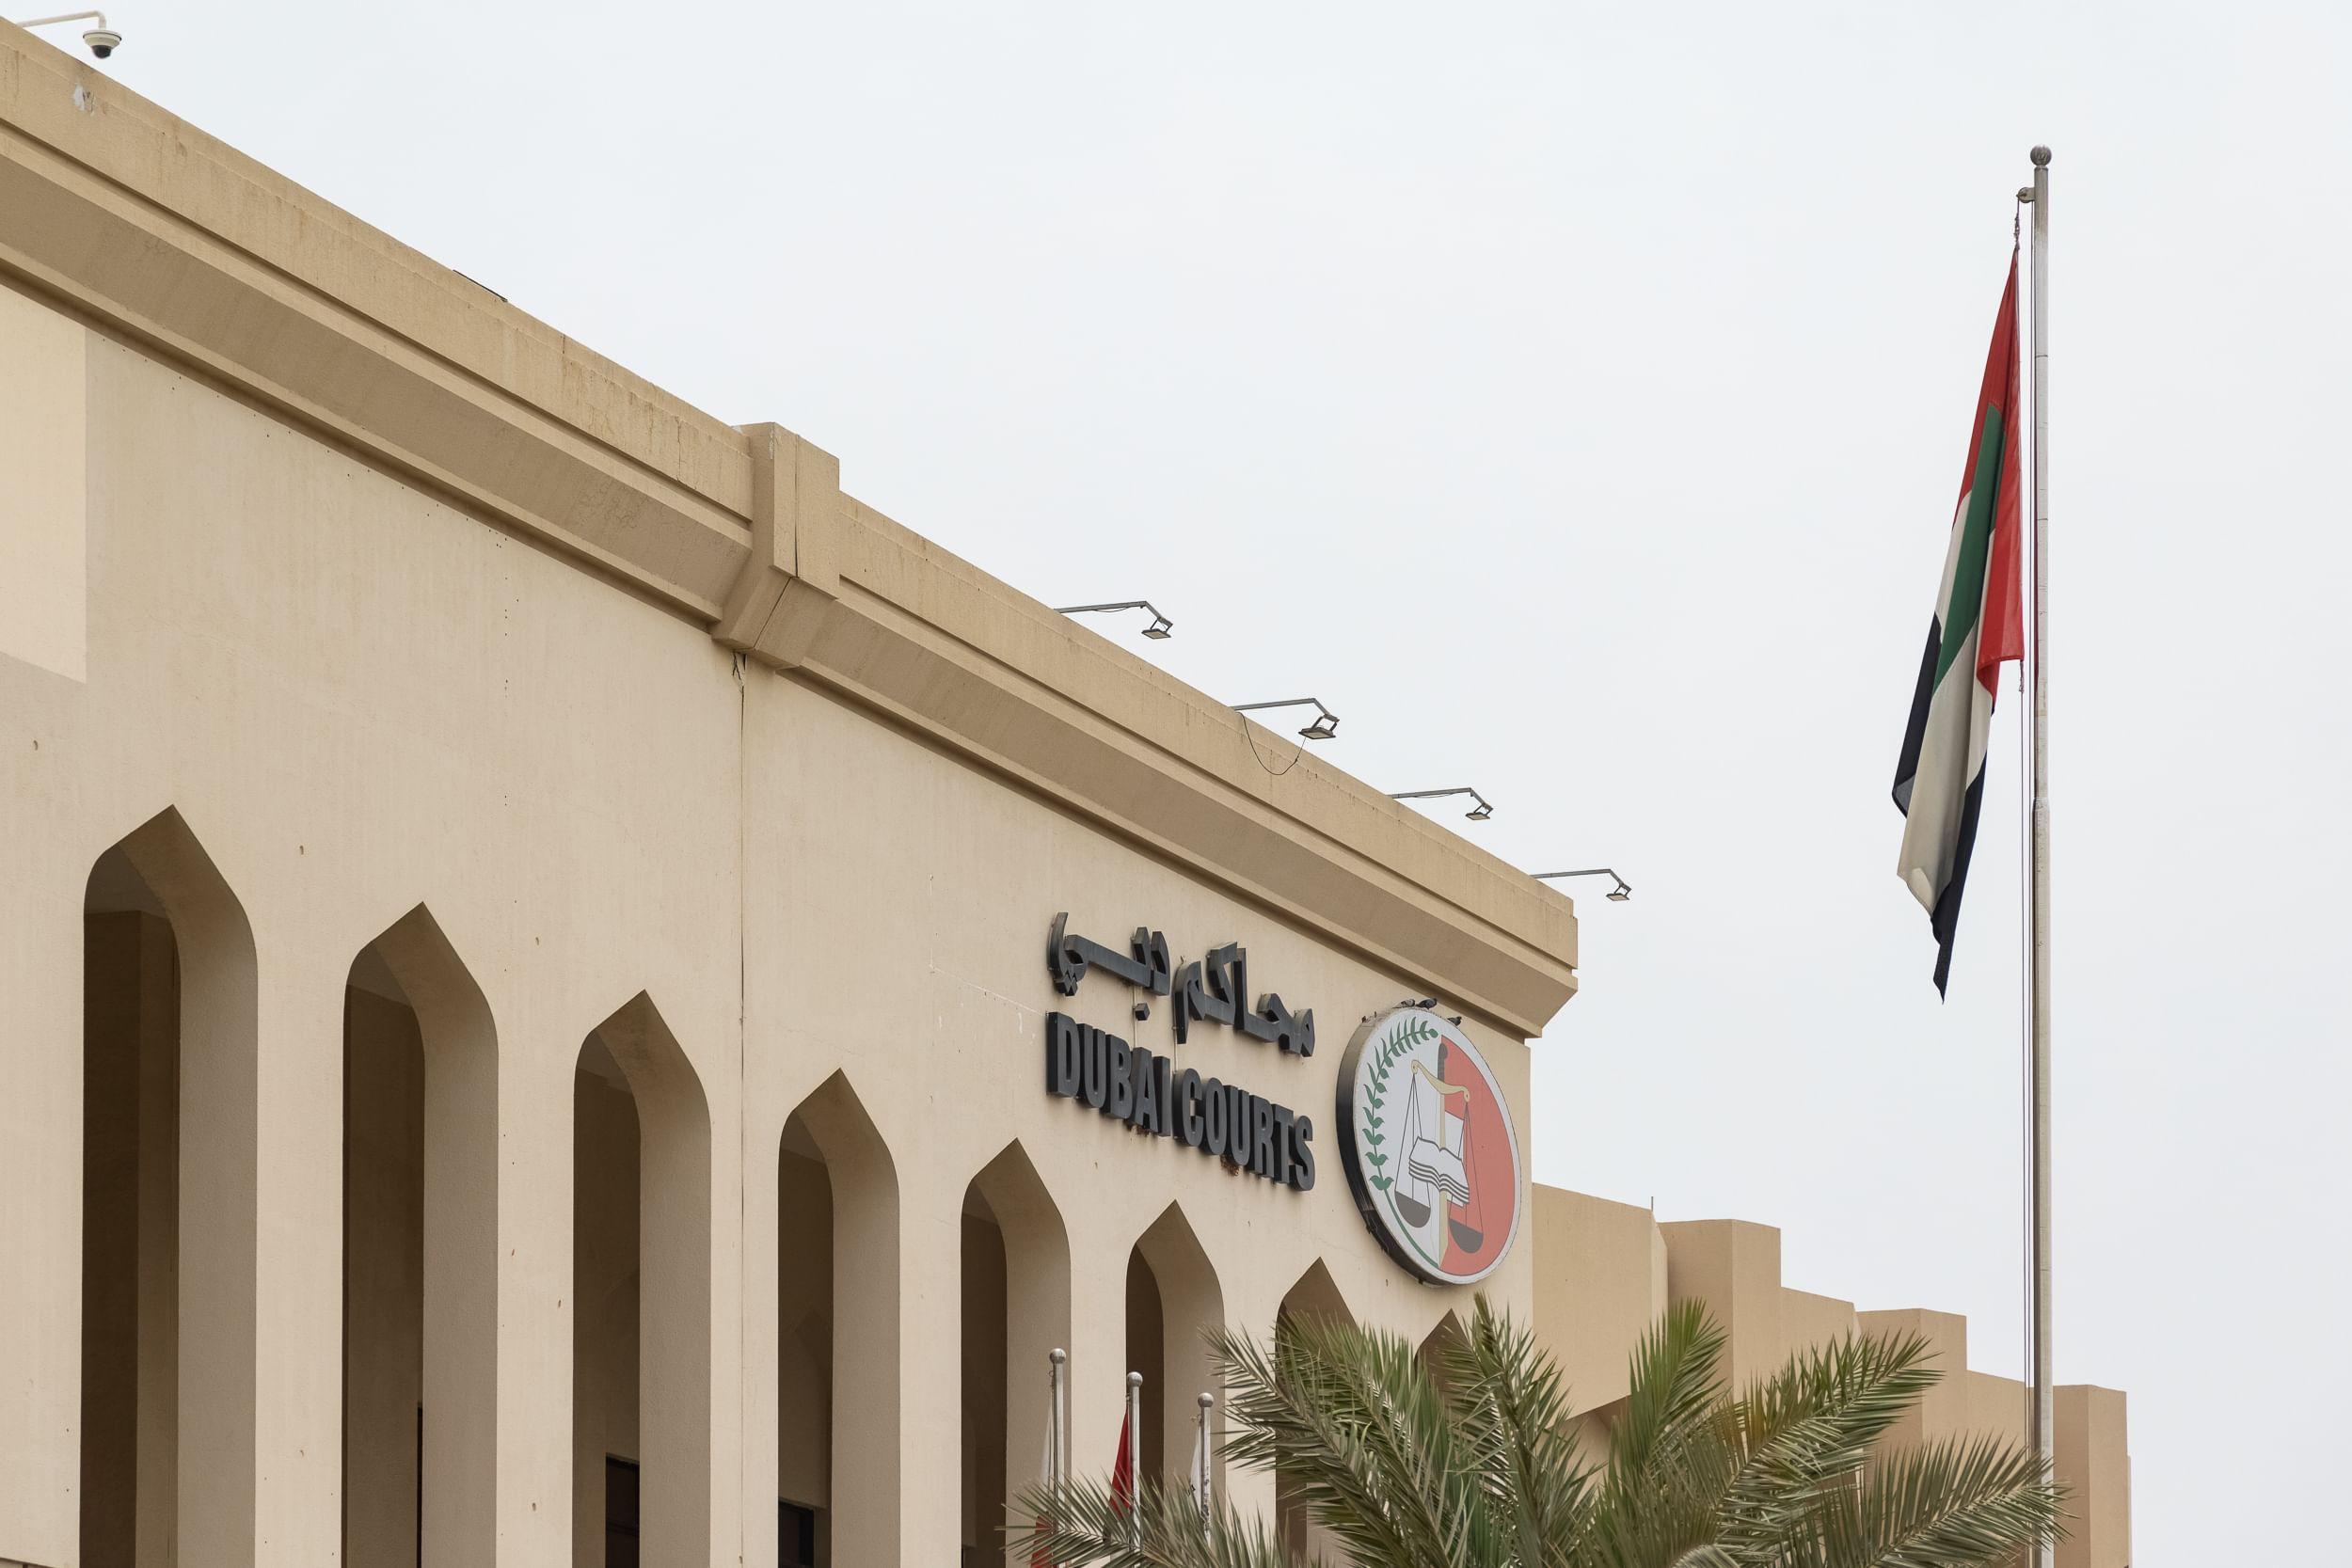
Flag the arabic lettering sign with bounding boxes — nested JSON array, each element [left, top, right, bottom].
[[1044, 913, 1316, 1192], [1048, 913, 1315, 1055], [1336, 1006, 1522, 1285]]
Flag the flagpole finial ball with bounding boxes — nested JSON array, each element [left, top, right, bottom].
[[2030, 145, 2052, 166]]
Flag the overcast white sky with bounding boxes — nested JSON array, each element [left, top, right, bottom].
[[78, 0, 2352, 1557]]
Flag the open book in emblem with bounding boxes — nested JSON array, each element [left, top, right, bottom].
[[1393, 1046, 1485, 1255]]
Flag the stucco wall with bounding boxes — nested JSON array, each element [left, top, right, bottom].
[[1530, 1185, 1666, 1414], [2057, 1386, 2130, 1568], [0, 282, 84, 683]]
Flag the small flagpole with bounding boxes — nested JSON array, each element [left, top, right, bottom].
[[1126, 1370, 1145, 1548], [1048, 1347, 1067, 1492], [1195, 1391, 1216, 1541], [2024, 142, 2055, 1566]]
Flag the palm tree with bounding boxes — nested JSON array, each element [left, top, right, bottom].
[[1014, 1297, 2061, 1568]]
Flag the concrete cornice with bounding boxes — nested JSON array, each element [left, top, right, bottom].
[[0, 27, 1577, 1034]]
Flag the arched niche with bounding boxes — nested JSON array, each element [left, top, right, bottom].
[[1275, 1260, 1357, 1557], [1126, 1203, 1223, 1493], [79, 807, 258, 1567], [961, 1141, 1072, 1566], [340, 906, 500, 1568], [1277, 1260, 1353, 1330], [778, 1071, 901, 1568], [574, 994, 713, 1568], [1417, 1309, 1471, 1397]]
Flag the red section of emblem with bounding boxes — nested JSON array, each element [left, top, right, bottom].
[[1437, 1039, 1514, 1278]]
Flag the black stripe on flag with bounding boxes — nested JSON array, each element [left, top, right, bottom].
[[1891, 622, 1940, 816], [1892, 619, 1984, 997], [1930, 764, 1987, 997]]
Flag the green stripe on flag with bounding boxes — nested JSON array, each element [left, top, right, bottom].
[[1933, 402, 2009, 686]]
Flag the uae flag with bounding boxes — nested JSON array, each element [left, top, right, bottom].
[[1110, 1410, 1135, 1514], [1894, 253, 2026, 994]]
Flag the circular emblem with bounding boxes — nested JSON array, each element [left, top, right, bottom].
[[1336, 1006, 1522, 1285]]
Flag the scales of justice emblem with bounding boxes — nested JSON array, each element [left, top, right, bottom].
[[1336, 1006, 1523, 1286]]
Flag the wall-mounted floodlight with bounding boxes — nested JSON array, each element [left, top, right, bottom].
[[1051, 600, 1173, 640], [12, 9, 121, 57], [1232, 697, 1340, 741], [1534, 868, 1632, 902], [1391, 786, 1494, 822]]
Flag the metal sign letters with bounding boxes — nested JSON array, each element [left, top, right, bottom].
[[1044, 913, 1316, 1192]]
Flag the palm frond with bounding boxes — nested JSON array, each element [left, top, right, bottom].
[[1808, 1433, 2064, 1568], [1590, 1301, 1736, 1567], [1009, 1473, 1301, 1568], [1731, 1330, 1938, 1467], [1440, 1296, 1598, 1567], [1663, 1548, 1744, 1568], [1605, 1300, 1728, 1500], [1710, 1331, 1942, 1560], [1210, 1313, 1478, 1568]]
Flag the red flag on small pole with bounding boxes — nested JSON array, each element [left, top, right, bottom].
[[1115, 1370, 1142, 1546]]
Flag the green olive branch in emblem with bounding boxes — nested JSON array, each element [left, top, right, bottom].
[[1358, 1014, 1437, 1194]]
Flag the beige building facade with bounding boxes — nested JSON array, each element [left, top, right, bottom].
[[0, 24, 2126, 1568]]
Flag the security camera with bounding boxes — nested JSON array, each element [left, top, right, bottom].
[[11, 11, 121, 61]]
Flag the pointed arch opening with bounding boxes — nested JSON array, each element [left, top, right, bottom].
[[573, 995, 713, 1568], [339, 906, 499, 1567], [78, 808, 257, 1566], [777, 1071, 901, 1567], [961, 1142, 1072, 1566], [1275, 1261, 1356, 1557], [1125, 1204, 1223, 1496], [1418, 1310, 1471, 1399], [1277, 1260, 1352, 1329]]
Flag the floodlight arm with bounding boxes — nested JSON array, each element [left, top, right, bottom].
[[1534, 867, 1632, 901], [1231, 697, 1332, 715], [1232, 696, 1341, 739], [1390, 786, 1495, 820], [1050, 599, 1174, 639]]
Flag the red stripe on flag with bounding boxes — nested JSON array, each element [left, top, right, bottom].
[[1976, 252, 2026, 697]]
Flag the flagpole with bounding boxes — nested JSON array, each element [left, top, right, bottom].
[[1049, 1347, 1067, 1490], [1195, 1391, 1216, 1541], [2024, 141, 2055, 1566], [1126, 1370, 1145, 1548]]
